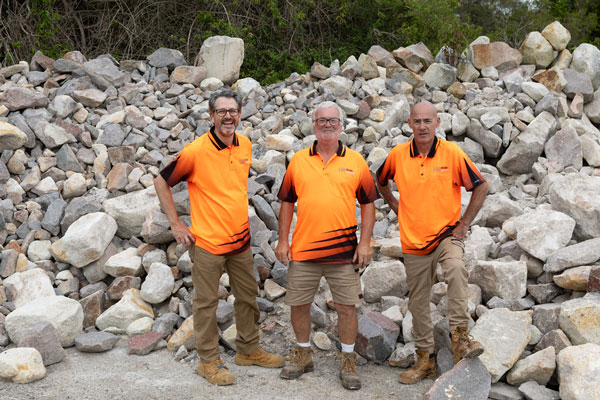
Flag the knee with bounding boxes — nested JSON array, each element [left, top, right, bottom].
[[444, 259, 467, 279], [335, 304, 356, 318]]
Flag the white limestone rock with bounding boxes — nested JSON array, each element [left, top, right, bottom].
[[470, 259, 527, 302], [559, 294, 600, 345], [49, 212, 117, 268], [198, 36, 244, 85], [140, 262, 174, 304], [96, 288, 154, 332], [5, 296, 84, 347], [103, 247, 143, 277], [3, 268, 55, 309], [0, 347, 46, 384], [506, 346, 556, 386], [361, 260, 408, 303], [557, 343, 600, 400], [102, 186, 161, 238]]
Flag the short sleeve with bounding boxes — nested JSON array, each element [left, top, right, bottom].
[[159, 144, 195, 187], [376, 148, 396, 186], [277, 159, 298, 203], [356, 158, 378, 204], [454, 146, 486, 191]]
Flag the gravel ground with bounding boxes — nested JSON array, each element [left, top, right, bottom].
[[0, 341, 430, 400]]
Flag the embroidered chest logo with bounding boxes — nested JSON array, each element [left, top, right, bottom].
[[239, 158, 251, 165], [339, 168, 355, 174], [433, 166, 449, 172]]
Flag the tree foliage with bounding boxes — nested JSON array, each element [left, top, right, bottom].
[[0, 0, 598, 84]]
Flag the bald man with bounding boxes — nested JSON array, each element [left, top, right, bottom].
[[376, 101, 488, 384]]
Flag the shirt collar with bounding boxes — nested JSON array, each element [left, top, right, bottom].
[[309, 140, 346, 157], [208, 126, 239, 150], [410, 136, 438, 158]]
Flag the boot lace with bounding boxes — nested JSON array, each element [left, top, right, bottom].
[[341, 355, 357, 374]]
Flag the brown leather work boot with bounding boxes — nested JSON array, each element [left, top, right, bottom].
[[398, 349, 436, 384], [339, 352, 361, 390], [279, 345, 313, 380], [197, 358, 235, 385], [451, 326, 484, 364], [234, 346, 284, 368]]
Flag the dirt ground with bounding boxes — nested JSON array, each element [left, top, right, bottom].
[[0, 340, 431, 400]]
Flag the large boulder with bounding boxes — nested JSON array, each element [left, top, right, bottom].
[[472, 42, 523, 72], [497, 111, 555, 175], [0, 87, 49, 111], [559, 294, 600, 345], [470, 308, 532, 383], [3, 268, 55, 308], [96, 289, 154, 332], [520, 31, 554, 68], [470, 259, 527, 301], [557, 343, 600, 400], [361, 261, 408, 303], [102, 186, 161, 238], [545, 237, 600, 273], [548, 174, 600, 240], [140, 262, 175, 304], [570, 43, 600, 90], [422, 63, 456, 89], [49, 212, 117, 268], [5, 296, 84, 347], [197, 36, 244, 85], [542, 21, 571, 51], [0, 348, 46, 384], [82, 58, 129, 90]]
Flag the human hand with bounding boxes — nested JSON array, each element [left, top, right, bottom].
[[452, 221, 468, 241], [171, 219, 195, 246], [275, 240, 291, 265], [353, 242, 372, 269]]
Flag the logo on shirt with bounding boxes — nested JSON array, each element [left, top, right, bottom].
[[433, 166, 449, 172], [339, 168, 355, 175], [239, 158, 251, 165]]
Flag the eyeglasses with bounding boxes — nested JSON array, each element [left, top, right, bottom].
[[313, 118, 341, 127], [214, 108, 240, 117]]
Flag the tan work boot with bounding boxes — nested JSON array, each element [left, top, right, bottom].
[[398, 349, 436, 384], [451, 326, 484, 364], [234, 346, 284, 368], [197, 358, 235, 385], [279, 345, 313, 380], [339, 352, 361, 390]]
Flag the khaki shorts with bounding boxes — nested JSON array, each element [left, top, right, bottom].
[[284, 261, 363, 306]]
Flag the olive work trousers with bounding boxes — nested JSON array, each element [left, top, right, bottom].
[[191, 245, 260, 362], [403, 236, 470, 353]]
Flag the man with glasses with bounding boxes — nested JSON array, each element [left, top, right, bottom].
[[275, 101, 377, 390], [154, 89, 283, 386], [376, 101, 488, 384]]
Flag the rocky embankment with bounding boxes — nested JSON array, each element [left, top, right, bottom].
[[1, 22, 600, 399]]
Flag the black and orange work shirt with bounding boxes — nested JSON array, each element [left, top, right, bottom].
[[159, 128, 252, 255], [278, 141, 378, 264], [376, 137, 485, 255]]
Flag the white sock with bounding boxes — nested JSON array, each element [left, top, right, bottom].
[[341, 343, 355, 353], [297, 342, 311, 347]]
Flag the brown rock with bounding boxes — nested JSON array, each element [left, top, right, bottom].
[[106, 162, 133, 191], [447, 82, 466, 99], [80, 290, 104, 328], [106, 276, 142, 301], [588, 265, 600, 293], [472, 42, 523, 72], [355, 101, 371, 120], [128, 331, 163, 355], [107, 146, 136, 165], [533, 69, 566, 92], [30, 50, 55, 71]]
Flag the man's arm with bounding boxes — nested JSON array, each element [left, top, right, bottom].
[[376, 179, 398, 215], [353, 202, 375, 268], [154, 175, 195, 245], [275, 201, 294, 265], [453, 181, 489, 240]]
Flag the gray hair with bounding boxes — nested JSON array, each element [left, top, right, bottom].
[[313, 101, 345, 126], [208, 89, 242, 113]]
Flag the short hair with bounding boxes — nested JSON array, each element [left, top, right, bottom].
[[313, 101, 345, 126], [208, 89, 242, 113]]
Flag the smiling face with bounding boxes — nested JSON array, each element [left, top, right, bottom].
[[313, 105, 342, 145], [408, 102, 440, 154], [210, 97, 241, 145]]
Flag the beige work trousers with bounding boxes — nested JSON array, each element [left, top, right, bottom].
[[191, 245, 260, 362], [403, 236, 469, 353]]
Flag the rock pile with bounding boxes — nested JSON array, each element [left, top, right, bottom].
[[0, 23, 599, 398]]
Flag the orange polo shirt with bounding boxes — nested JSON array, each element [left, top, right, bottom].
[[160, 128, 252, 255], [376, 137, 485, 255], [278, 141, 378, 264]]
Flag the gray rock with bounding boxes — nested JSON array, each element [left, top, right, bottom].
[[548, 174, 600, 240], [251, 195, 278, 231], [152, 312, 180, 339], [355, 311, 400, 363], [61, 197, 102, 234], [0, 87, 49, 111], [310, 302, 328, 328], [570, 43, 600, 90], [198, 36, 244, 85], [140, 212, 173, 244], [270, 261, 288, 288], [562, 69, 594, 101], [147, 48, 187, 69], [518, 381, 560, 400], [83, 58, 129, 90], [544, 237, 600, 273], [489, 382, 524, 400], [470, 308, 532, 382], [534, 329, 572, 355], [17, 320, 65, 366], [41, 197, 66, 236], [97, 123, 126, 147], [216, 300, 234, 324], [361, 260, 408, 303], [470, 259, 527, 302], [75, 331, 119, 352], [422, 357, 491, 400], [389, 342, 416, 368], [467, 119, 503, 158], [506, 346, 555, 386], [423, 63, 456, 89], [497, 112, 555, 175]]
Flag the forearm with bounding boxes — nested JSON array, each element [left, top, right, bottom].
[[376, 180, 398, 214], [278, 201, 294, 241], [358, 202, 375, 245], [461, 182, 489, 226]]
